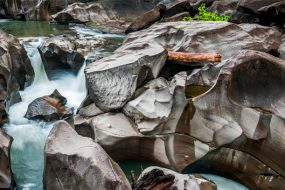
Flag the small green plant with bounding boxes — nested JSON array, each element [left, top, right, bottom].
[[183, 4, 230, 22]]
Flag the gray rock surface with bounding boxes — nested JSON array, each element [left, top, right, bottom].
[[123, 72, 187, 135], [44, 120, 131, 190], [86, 21, 281, 111], [0, 129, 14, 189]]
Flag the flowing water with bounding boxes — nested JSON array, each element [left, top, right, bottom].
[[1, 21, 248, 190]]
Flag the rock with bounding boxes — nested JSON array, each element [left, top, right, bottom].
[[38, 34, 105, 76], [85, 21, 281, 111], [90, 112, 214, 171], [162, 0, 192, 19], [185, 50, 285, 183], [0, 29, 34, 126], [210, 0, 239, 16], [123, 72, 187, 135], [52, 2, 118, 24], [161, 12, 190, 22], [135, 166, 216, 190], [44, 120, 131, 190], [279, 35, 285, 60], [238, 0, 283, 13], [125, 4, 166, 34], [24, 89, 73, 121], [183, 147, 285, 190], [0, 129, 14, 189]]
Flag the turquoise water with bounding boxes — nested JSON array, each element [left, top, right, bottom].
[[0, 19, 70, 37]]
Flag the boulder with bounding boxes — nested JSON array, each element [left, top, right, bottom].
[[52, 2, 118, 24], [44, 120, 131, 190], [123, 72, 187, 135], [38, 34, 105, 76], [24, 89, 73, 121], [0, 129, 14, 189], [135, 166, 216, 190], [85, 21, 281, 111], [0, 29, 34, 126], [125, 4, 166, 34]]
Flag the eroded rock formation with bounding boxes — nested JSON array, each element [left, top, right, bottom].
[[0, 29, 34, 126], [0, 129, 14, 189], [85, 21, 281, 111]]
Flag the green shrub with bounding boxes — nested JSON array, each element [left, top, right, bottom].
[[183, 4, 230, 22]]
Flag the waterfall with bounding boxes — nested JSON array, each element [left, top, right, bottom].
[[24, 44, 49, 86], [4, 38, 88, 190]]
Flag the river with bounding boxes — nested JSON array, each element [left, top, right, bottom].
[[0, 20, 248, 190]]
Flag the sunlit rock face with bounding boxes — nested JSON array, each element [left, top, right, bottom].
[[86, 21, 281, 111], [44, 120, 131, 190], [135, 166, 217, 190], [0, 29, 34, 126], [0, 129, 14, 189]]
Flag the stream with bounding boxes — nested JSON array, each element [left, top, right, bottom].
[[1, 20, 248, 190]]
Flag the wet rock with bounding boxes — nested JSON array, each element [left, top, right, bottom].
[[125, 4, 166, 34], [0, 29, 34, 126], [123, 72, 187, 135], [24, 89, 73, 121], [135, 167, 216, 190], [210, 0, 239, 16], [86, 21, 281, 111], [183, 147, 285, 190], [44, 120, 131, 190], [38, 35, 105, 76], [0, 129, 14, 189]]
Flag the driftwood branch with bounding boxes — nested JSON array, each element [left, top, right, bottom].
[[167, 51, 221, 63]]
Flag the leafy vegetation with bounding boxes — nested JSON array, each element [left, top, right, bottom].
[[183, 4, 230, 22]]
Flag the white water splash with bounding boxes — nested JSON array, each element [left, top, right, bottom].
[[4, 39, 87, 190]]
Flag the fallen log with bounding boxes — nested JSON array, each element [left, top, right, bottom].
[[167, 51, 222, 63]]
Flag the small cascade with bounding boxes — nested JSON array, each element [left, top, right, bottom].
[[24, 44, 49, 86], [5, 37, 88, 190]]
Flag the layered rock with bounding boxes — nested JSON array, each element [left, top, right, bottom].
[[24, 90, 73, 121], [86, 21, 281, 111], [279, 35, 285, 60], [44, 120, 131, 190], [0, 129, 14, 189], [135, 167, 216, 190], [0, 29, 34, 126]]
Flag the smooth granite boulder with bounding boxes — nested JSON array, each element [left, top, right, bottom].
[[44, 120, 131, 190]]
